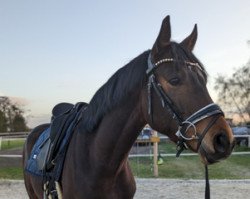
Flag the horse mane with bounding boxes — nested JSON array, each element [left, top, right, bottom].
[[80, 42, 207, 133], [81, 50, 150, 133]]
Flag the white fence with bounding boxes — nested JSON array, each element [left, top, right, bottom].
[[0, 132, 28, 151], [0, 132, 29, 139]]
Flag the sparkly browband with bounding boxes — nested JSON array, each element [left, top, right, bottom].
[[146, 53, 203, 75]]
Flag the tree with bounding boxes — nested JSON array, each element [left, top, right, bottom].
[[214, 60, 250, 123], [0, 110, 7, 132], [13, 114, 27, 132], [0, 96, 28, 132]]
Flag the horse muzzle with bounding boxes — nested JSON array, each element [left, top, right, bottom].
[[198, 132, 235, 165]]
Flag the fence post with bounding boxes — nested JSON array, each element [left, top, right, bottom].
[[0, 137, 2, 150], [151, 131, 160, 177]]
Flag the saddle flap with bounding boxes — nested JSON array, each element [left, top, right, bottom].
[[37, 137, 51, 171]]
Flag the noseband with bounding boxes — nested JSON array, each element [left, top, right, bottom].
[[146, 53, 224, 156]]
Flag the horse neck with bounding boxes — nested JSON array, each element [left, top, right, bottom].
[[90, 91, 145, 173]]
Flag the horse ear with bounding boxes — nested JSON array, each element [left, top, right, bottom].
[[152, 15, 171, 54], [180, 24, 198, 51]]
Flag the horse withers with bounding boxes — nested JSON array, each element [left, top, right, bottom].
[[23, 16, 235, 199]]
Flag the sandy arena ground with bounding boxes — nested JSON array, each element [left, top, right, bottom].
[[0, 179, 250, 199]]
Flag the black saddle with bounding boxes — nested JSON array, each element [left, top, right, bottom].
[[37, 102, 88, 172], [50, 102, 87, 158]]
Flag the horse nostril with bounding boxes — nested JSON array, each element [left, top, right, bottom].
[[214, 133, 229, 153]]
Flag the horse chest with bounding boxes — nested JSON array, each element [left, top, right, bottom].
[[62, 154, 135, 199]]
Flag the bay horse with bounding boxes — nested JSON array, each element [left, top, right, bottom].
[[23, 16, 235, 199]]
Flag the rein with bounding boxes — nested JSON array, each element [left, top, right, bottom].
[[146, 53, 224, 199]]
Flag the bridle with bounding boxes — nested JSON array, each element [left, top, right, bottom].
[[146, 52, 224, 199], [146, 53, 224, 155]]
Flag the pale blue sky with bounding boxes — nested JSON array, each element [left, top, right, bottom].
[[0, 1, 250, 127]]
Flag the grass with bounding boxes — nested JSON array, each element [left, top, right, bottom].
[[0, 167, 23, 179], [129, 155, 250, 179], [0, 139, 25, 179], [0, 139, 25, 150], [129, 141, 250, 179]]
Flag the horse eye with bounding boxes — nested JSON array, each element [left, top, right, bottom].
[[169, 77, 180, 86]]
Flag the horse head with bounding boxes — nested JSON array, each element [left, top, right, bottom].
[[143, 16, 235, 165]]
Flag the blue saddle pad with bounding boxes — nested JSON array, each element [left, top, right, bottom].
[[25, 128, 50, 176]]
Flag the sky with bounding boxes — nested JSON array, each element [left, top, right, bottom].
[[0, 1, 250, 128]]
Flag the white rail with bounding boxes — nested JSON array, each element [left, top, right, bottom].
[[129, 151, 250, 158], [1, 151, 249, 159]]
